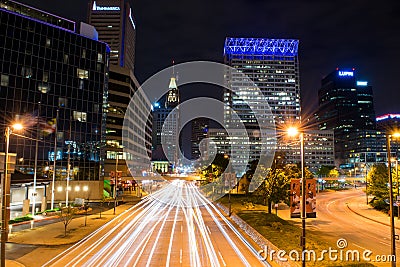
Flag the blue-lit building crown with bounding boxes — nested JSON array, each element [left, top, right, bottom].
[[224, 38, 299, 58]]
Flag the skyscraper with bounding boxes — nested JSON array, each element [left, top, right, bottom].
[[222, 38, 300, 171], [191, 118, 209, 160], [87, 0, 136, 71], [151, 73, 180, 170], [0, 0, 109, 205], [317, 68, 377, 164], [106, 65, 152, 181], [223, 38, 300, 128]]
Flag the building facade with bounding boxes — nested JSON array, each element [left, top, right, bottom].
[[0, 1, 109, 205], [191, 118, 209, 160], [151, 74, 180, 170], [106, 65, 152, 185], [221, 38, 300, 173], [87, 0, 136, 71], [317, 68, 377, 164], [283, 130, 335, 174]]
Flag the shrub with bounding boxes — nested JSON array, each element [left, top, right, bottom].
[[9, 215, 33, 224], [371, 198, 389, 213]]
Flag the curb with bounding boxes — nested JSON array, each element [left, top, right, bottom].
[[11, 215, 59, 227], [346, 204, 400, 230]]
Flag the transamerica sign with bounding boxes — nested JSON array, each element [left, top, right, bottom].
[[92, 1, 120, 11]]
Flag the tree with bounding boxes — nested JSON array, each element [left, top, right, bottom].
[[328, 168, 339, 178], [57, 206, 77, 237], [201, 154, 229, 182], [317, 165, 335, 177], [254, 167, 290, 213], [367, 163, 389, 199]]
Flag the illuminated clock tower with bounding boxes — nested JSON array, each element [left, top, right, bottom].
[[152, 70, 181, 171]]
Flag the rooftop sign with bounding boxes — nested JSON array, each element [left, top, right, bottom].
[[338, 71, 354, 77], [92, 1, 120, 11]]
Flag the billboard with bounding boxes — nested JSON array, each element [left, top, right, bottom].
[[290, 179, 301, 218], [290, 178, 317, 218], [306, 179, 317, 218]]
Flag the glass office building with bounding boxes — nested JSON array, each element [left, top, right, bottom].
[[0, 2, 110, 189], [222, 38, 300, 172]]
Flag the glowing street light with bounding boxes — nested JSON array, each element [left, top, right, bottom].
[[286, 126, 306, 267], [1, 122, 23, 266]]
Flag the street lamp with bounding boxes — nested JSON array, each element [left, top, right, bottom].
[[362, 163, 369, 205], [224, 154, 233, 217], [287, 126, 306, 267], [386, 132, 400, 267], [1, 123, 23, 267]]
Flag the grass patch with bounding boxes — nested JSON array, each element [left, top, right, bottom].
[[217, 194, 375, 267]]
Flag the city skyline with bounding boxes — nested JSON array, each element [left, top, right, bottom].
[[16, 0, 400, 116]]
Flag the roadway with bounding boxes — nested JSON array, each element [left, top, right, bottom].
[[309, 189, 400, 265], [43, 181, 268, 267]]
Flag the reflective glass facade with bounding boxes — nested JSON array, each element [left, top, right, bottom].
[[0, 7, 109, 182]]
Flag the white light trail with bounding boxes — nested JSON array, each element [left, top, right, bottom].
[[45, 181, 269, 267]]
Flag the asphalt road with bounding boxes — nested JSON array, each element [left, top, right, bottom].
[[309, 189, 399, 266], [43, 181, 269, 267]]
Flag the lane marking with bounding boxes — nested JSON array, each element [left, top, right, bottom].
[[218, 251, 227, 267]]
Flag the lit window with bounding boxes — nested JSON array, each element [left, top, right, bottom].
[[21, 67, 32, 78], [73, 111, 87, 122], [82, 49, 86, 59], [38, 83, 50, 93], [64, 54, 69, 64], [1, 74, 9, 86], [79, 79, 84, 89], [46, 38, 51, 47], [56, 132, 64, 142], [42, 71, 49, 82], [77, 68, 89, 79], [58, 97, 67, 107], [97, 53, 103, 63]]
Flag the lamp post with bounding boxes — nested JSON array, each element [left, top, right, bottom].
[[386, 132, 399, 267], [287, 127, 306, 267], [114, 152, 121, 215], [1, 123, 23, 267], [224, 154, 233, 216], [363, 163, 369, 205], [50, 109, 59, 210]]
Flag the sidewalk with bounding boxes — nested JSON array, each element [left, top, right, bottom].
[[8, 194, 142, 246], [6, 194, 142, 266], [346, 195, 400, 229]]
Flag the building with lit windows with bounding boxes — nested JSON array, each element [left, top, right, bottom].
[[87, 0, 136, 71], [106, 65, 152, 183], [223, 38, 300, 128], [221, 38, 300, 172], [284, 130, 335, 174], [191, 118, 209, 160], [151, 74, 180, 171], [0, 0, 109, 205], [316, 68, 377, 165]]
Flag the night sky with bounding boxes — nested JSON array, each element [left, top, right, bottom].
[[18, 0, 400, 117]]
